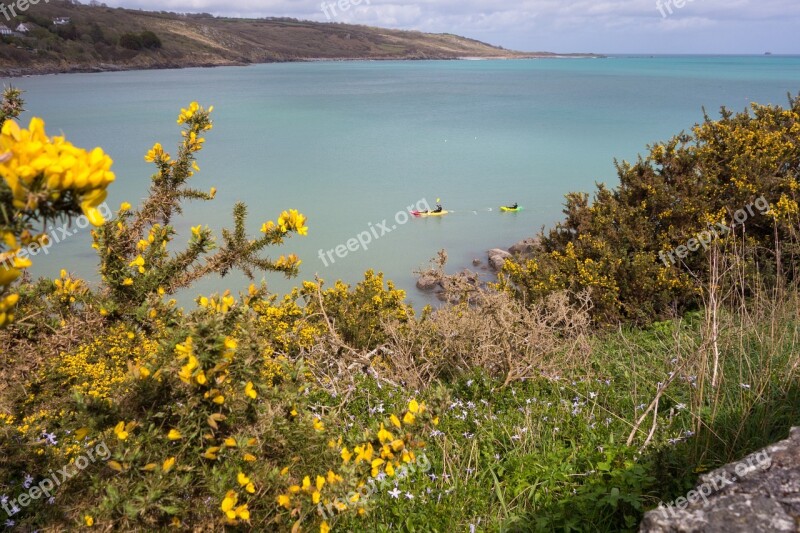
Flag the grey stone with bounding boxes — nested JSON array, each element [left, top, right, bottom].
[[640, 426, 800, 532], [508, 237, 539, 257], [487, 248, 512, 271]]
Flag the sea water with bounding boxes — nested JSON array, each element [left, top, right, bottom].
[[8, 56, 800, 304]]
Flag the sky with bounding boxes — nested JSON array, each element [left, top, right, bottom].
[[98, 0, 799, 54]]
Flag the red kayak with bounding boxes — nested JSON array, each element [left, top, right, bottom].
[[412, 210, 449, 217]]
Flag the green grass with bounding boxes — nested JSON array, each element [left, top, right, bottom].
[[322, 307, 800, 532]]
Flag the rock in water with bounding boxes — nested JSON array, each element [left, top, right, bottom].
[[508, 237, 539, 257], [487, 249, 512, 271], [416, 274, 441, 291]]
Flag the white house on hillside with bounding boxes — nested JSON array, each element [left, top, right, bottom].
[[0, 25, 13, 36], [15, 23, 31, 33], [53, 17, 71, 25]]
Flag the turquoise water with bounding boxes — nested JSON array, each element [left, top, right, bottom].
[[8, 56, 800, 304]]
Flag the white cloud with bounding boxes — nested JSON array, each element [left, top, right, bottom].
[[96, 0, 800, 53]]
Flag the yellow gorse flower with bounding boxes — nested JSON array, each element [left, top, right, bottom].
[[274, 254, 302, 269], [377, 423, 393, 444], [220, 490, 248, 522], [113, 421, 129, 441], [53, 269, 85, 304], [237, 472, 255, 493], [223, 335, 237, 357], [0, 117, 114, 225], [175, 336, 202, 385], [177, 102, 200, 125], [0, 292, 19, 327], [198, 292, 236, 314], [353, 443, 374, 464], [190, 225, 205, 240], [144, 142, 169, 163], [162, 456, 176, 472], [277, 493, 291, 509], [326, 469, 342, 484], [202, 446, 220, 460], [341, 447, 353, 463], [408, 399, 423, 414], [129, 255, 145, 273], [276, 209, 308, 235]]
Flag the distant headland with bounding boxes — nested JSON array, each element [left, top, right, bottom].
[[0, 0, 603, 77]]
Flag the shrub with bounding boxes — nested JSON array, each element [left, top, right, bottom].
[[499, 94, 800, 325], [139, 30, 162, 49], [0, 92, 114, 328], [119, 31, 162, 51], [88, 22, 107, 44], [54, 23, 80, 41], [118, 32, 142, 50]]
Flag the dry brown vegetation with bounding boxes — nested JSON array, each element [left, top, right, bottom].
[[305, 259, 594, 391]]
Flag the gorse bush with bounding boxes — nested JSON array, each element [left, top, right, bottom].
[[0, 94, 438, 531], [499, 93, 800, 324], [0, 86, 114, 327]]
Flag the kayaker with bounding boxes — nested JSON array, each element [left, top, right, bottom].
[[433, 204, 443, 213], [509, 203, 518, 210]]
